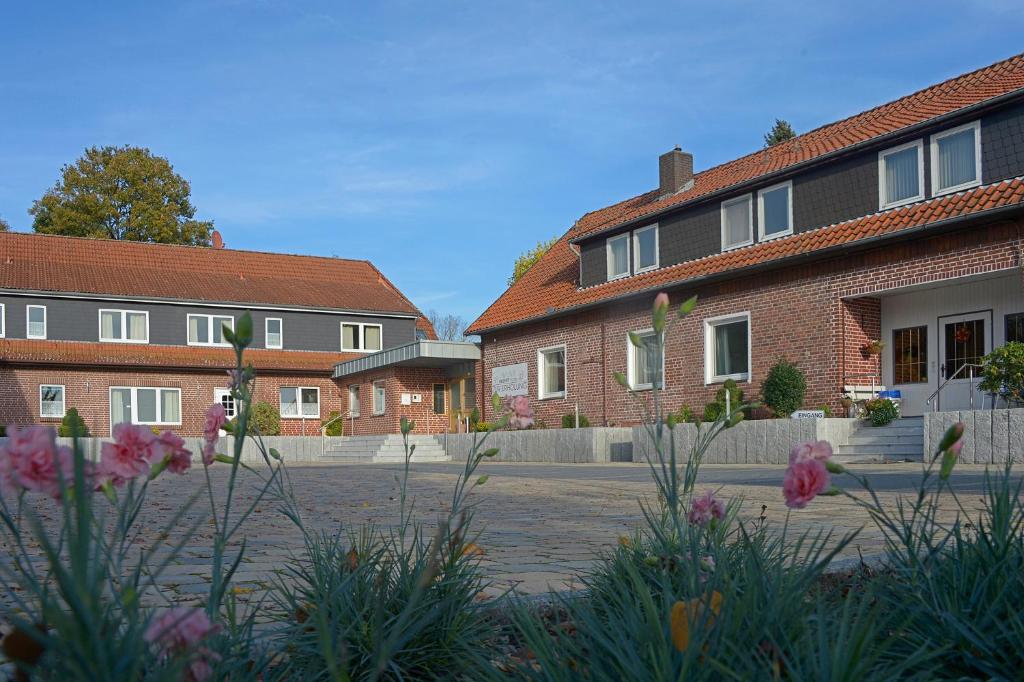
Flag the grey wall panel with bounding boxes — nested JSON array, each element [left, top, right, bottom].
[[659, 201, 721, 266], [0, 295, 416, 351], [580, 239, 607, 288], [793, 152, 877, 232], [982, 100, 1024, 183]]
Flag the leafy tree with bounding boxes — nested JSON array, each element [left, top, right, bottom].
[[761, 358, 807, 416], [427, 309, 469, 341], [0, 217, 10, 231], [30, 145, 213, 245], [508, 237, 557, 286], [764, 119, 797, 147]]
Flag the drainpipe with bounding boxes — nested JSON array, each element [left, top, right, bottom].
[[600, 322, 607, 425]]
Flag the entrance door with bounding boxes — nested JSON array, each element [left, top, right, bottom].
[[937, 312, 991, 411], [214, 389, 236, 435], [447, 378, 477, 432]]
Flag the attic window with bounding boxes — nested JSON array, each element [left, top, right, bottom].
[[721, 195, 753, 251], [606, 233, 629, 280], [878, 140, 923, 209]]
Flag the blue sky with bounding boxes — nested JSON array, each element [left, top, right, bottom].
[[1, 1, 1021, 324]]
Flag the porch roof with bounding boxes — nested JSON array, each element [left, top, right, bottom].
[[332, 340, 480, 378]]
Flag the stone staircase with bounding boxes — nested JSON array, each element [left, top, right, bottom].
[[833, 417, 924, 464], [321, 434, 449, 463]]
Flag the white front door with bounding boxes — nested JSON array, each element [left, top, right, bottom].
[[936, 312, 991, 411], [214, 389, 236, 435]]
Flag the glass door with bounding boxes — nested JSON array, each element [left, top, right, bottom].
[[937, 312, 990, 411]]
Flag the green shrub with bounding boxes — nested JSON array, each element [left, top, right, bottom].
[[864, 398, 899, 426], [978, 341, 1024, 405], [58, 408, 90, 437], [473, 421, 495, 432], [248, 400, 281, 436], [674, 404, 698, 423], [761, 358, 807, 416], [321, 410, 344, 436], [702, 379, 746, 422], [561, 413, 591, 428]]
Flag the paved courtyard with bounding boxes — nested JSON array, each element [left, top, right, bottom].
[[7, 461, 1017, 607], [112, 462, 1024, 595]]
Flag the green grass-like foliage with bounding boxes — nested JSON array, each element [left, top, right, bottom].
[[561, 413, 590, 428]]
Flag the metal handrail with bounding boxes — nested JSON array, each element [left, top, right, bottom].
[[320, 411, 351, 456], [925, 363, 985, 412]]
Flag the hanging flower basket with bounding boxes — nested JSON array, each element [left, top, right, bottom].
[[954, 325, 972, 344], [863, 340, 884, 356]]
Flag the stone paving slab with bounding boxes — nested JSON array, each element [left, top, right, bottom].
[[4, 462, 1019, 608]]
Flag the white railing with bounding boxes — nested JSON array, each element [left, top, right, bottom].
[[925, 363, 990, 412]]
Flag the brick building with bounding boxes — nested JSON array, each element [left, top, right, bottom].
[[468, 54, 1024, 426], [0, 232, 480, 436]]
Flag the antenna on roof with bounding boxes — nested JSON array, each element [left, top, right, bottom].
[[212, 231, 225, 249]]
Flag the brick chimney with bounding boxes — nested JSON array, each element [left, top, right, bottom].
[[659, 146, 693, 196]]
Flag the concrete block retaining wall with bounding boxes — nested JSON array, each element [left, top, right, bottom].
[[632, 418, 858, 465], [923, 409, 1024, 464], [443, 428, 634, 463]]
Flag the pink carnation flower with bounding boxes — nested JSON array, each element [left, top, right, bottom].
[[201, 404, 226, 466], [783, 452, 831, 509], [1, 425, 76, 499], [789, 440, 833, 464], [688, 489, 726, 526], [508, 395, 534, 430], [145, 607, 220, 681], [100, 423, 159, 484], [157, 431, 193, 475]]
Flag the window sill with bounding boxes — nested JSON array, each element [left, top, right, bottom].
[[758, 229, 792, 242], [634, 264, 658, 275], [280, 415, 321, 420], [538, 393, 566, 401], [372, 412, 386, 417], [341, 348, 383, 354], [187, 342, 232, 348], [607, 271, 630, 282], [706, 375, 750, 386], [721, 239, 753, 252], [932, 178, 981, 198], [100, 339, 150, 344], [879, 194, 924, 211]]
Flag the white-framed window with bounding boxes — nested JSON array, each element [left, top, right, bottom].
[[632, 223, 659, 273], [878, 139, 924, 209], [704, 312, 751, 384], [757, 181, 793, 240], [348, 384, 361, 417], [0, 303, 5, 338], [109, 387, 182, 428], [931, 120, 981, 196], [265, 317, 283, 349], [537, 344, 567, 399], [214, 388, 236, 419], [626, 329, 664, 390], [341, 322, 383, 352], [39, 384, 65, 418], [372, 379, 386, 415], [280, 386, 320, 419], [721, 194, 753, 251], [98, 309, 149, 343], [187, 314, 234, 346], [606, 233, 630, 280], [27, 305, 47, 339]]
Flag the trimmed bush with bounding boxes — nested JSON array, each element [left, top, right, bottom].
[[58, 408, 90, 437], [761, 359, 807, 417], [249, 401, 281, 436], [321, 411, 344, 436], [561, 413, 591, 429]]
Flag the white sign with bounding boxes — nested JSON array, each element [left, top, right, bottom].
[[791, 410, 825, 419], [492, 363, 528, 397], [400, 393, 412, 406], [411, 393, 422, 403]]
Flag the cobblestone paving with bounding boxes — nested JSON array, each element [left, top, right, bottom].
[[8, 462, 1017, 607]]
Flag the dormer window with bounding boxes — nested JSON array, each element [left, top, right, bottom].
[[721, 194, 753, 251], [632, 224, 659, 273], [931, 121, 981, 196], [757, 181, 792, 240], [878, 140, 924, 209], [606, 233, 630, 280]]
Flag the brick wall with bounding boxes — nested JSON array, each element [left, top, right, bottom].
[[480, 219, 1024, 426], [0, 366, 341, 436], [340, 366, 450, 436]]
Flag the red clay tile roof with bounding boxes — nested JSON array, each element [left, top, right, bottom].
[[469, 54, 1024, 334], [0, 339, 358, 373], [0, 232, 421, 316], [468, 178, 1024, 333], [416, 316, 439, 340]]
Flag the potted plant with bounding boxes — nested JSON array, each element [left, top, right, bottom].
[[863, 339, 885, 356]]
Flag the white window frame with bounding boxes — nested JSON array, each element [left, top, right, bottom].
[[720, 194, 754, 251], [0, 303, 5, 338], [703, 312, 752, 384], [186, 314, 234, 347], [279, 386, 321, 419], [606, 233, 630, 281], [108, 386, 182, 429], [930, 120, 982, 197], [877, 139, 925, 210], [537, 343, 567, 400], [214, 388, 237, 420], [372, 379, 386, 415], [265, 317, 284, 349], [98, 309, 150, 344], [756, 180, 793, 241], [632, 223, 659, 274], [26, 305, 47, 340], [341, 322, 384, 352], [39, 384, 66, 419], [348, 384, 361, 417], [626, 328, 665, 391]]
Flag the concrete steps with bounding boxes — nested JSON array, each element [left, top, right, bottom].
[[833, 417, 924, 463], [322, 435, 449, 463]]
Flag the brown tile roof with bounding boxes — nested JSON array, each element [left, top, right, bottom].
[[469, 54, 1024, 334], [0, 232, 421, 316], [468, 178, 1024, 333], [416, 316, 439, 340], [0, 339, 358, 373]]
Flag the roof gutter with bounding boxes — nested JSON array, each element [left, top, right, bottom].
[[569, 88, 1024, 245], [472, 201, 1024, 335]]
